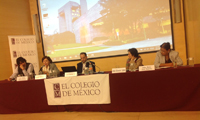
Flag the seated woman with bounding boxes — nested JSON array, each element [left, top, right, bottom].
[[39, 56, 60, 77], [154, 42, 183, 68], [126, 48, 143, 70]]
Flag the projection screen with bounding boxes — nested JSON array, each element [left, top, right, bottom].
[[37, 0, 173, 62]]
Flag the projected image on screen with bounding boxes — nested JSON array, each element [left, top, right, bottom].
[[38, 0, 173, 62]]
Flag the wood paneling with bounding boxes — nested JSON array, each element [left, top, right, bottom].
[[0, 0, 33, 80], [184, 0, 200, 64]]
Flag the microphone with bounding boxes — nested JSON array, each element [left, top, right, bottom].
[[90, 63, 104, 74], [86, 60, 104, 74]]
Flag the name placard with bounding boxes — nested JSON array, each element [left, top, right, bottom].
[[16, 76, 28, 81], [139, 65, 155, 71], [65, 72, 77, 77], [35, 74, 47, 80], [112, 68, 126, 73]]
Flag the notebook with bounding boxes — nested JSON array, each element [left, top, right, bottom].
[[61, 66, 77, 73]]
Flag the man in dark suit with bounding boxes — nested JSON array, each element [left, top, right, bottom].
[[77, 52, 96, 74]]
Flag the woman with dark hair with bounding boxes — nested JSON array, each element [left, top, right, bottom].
[[154, 42, 183, 68], [39, 56, 60, 77], [8, 57, 35, 81], [126, 48, 143, 70]]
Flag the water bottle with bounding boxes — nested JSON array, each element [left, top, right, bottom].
[[52, 70, 57, 77], [187, 57, 194, 67], [129, 63, 134, 72], [84, 67, 89, 75], [89, 63, 93, 74], [173, 60, 177, 68], [49, 70, 53, 78]]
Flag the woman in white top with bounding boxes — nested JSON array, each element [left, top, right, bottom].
[[154, 42, 183, 68], [39, 56, 60, 77]]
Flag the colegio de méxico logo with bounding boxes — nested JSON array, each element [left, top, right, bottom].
[[53, 83, 61, 98]]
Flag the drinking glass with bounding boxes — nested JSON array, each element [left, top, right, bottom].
[[173, 60, 177, 68], [49, 70, 53, 78], [188, 57, 194, 67], [52, 70, 57, 77], [84, 67, 89, 75], [28, 72, 33, 80]]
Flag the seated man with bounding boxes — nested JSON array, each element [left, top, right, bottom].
[[77, 52, 96, 74], [8, 57, 35, 81]]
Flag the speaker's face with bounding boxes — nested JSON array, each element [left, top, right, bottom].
[[19, 61, 26, 69], [80, 54, 87, 63], [43, 58, 50, 66], [160, 48, 170, 56], [128, 51, 134, 59]]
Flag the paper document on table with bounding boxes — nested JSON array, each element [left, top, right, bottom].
[[159, 66, 171, 69]]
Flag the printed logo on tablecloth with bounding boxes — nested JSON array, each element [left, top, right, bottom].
[[44, 74, 110, 105], [53, 83, 61, 98]]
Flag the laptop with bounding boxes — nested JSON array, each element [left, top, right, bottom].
[[61, 66, 77, 73]]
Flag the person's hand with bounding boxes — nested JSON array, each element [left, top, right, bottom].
[[8, 78, 12, 81], [46, 72, 49, 77], [43, 71, 48, 74], [166, 63, 173, 67], [43, 71, 49, 76], [170, 63, 174, 67], [20, 64, 25, 70]]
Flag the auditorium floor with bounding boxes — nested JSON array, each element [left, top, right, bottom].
[[0, 111, 199, 120]]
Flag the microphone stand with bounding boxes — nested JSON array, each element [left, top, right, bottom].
[[91, 63, 104, 74]]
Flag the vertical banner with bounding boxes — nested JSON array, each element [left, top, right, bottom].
[[8, 35, 39, 75]]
